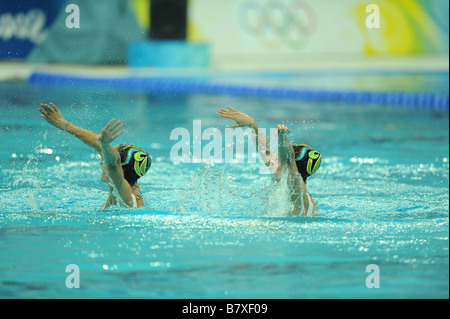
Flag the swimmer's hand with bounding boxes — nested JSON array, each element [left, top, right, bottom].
[[274, 124, 292, 136], [97, 119, 124, 144], [218, 107, 256, 128], [39, 103, 67, 129]]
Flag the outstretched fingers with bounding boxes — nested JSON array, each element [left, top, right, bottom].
[[101, 118, 125, 141], [109, 119, 122, 131], [49, 102, 59, 112], [218, 108, 229, 117], [110, 121, 123, 136], [103, 118, 117, 131], [113, 129, 124, 139], [39, 104, 54, 120], [274, 124, 292, 136], [39, 102, 60, 117], [40, 103, 52, 113], [218, 106, 240, 119]]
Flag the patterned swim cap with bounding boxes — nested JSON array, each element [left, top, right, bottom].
[[117, 144, 151, 185], [292, 143, 322, 180]]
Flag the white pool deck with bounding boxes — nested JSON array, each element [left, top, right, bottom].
[[0, 54, 448, 82]]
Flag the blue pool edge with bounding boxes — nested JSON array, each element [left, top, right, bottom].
[[27, 70, 449, 111]]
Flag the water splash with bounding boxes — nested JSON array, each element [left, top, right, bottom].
[[175, 164, 296, 218]]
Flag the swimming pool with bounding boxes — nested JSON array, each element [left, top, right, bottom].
[[0, 73, 448, 299]]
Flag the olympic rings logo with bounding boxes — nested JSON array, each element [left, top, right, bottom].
[[236, 0, 318, 50]]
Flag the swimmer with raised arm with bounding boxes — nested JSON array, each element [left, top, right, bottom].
[[218, 107, 321, 216], [39, 103, 151, 209]]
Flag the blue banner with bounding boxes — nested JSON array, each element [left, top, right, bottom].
[[0, 0, 65, 59]]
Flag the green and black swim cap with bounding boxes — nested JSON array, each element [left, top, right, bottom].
[[117, 144, 151, 186], [292, 143, 322, 180]]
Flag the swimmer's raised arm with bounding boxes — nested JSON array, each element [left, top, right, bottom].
[[219, 107, 316, 216], [276, 124, 295, 165], [39, 103, 102, 154], [218, 106, 257, 129], [218, 107, 277, 167], [97, 119, 134, 207]]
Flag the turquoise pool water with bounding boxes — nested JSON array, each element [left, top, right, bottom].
[[0, 76, 448, 299]]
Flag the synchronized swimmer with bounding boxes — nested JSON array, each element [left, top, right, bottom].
[[39, 103, 151, 209], [38, 103, 321, 215], [218, 107, 322, 216]]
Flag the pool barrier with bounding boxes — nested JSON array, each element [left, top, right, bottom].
[[127, 41, 210, 68], [28, 71, 449, 111]]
